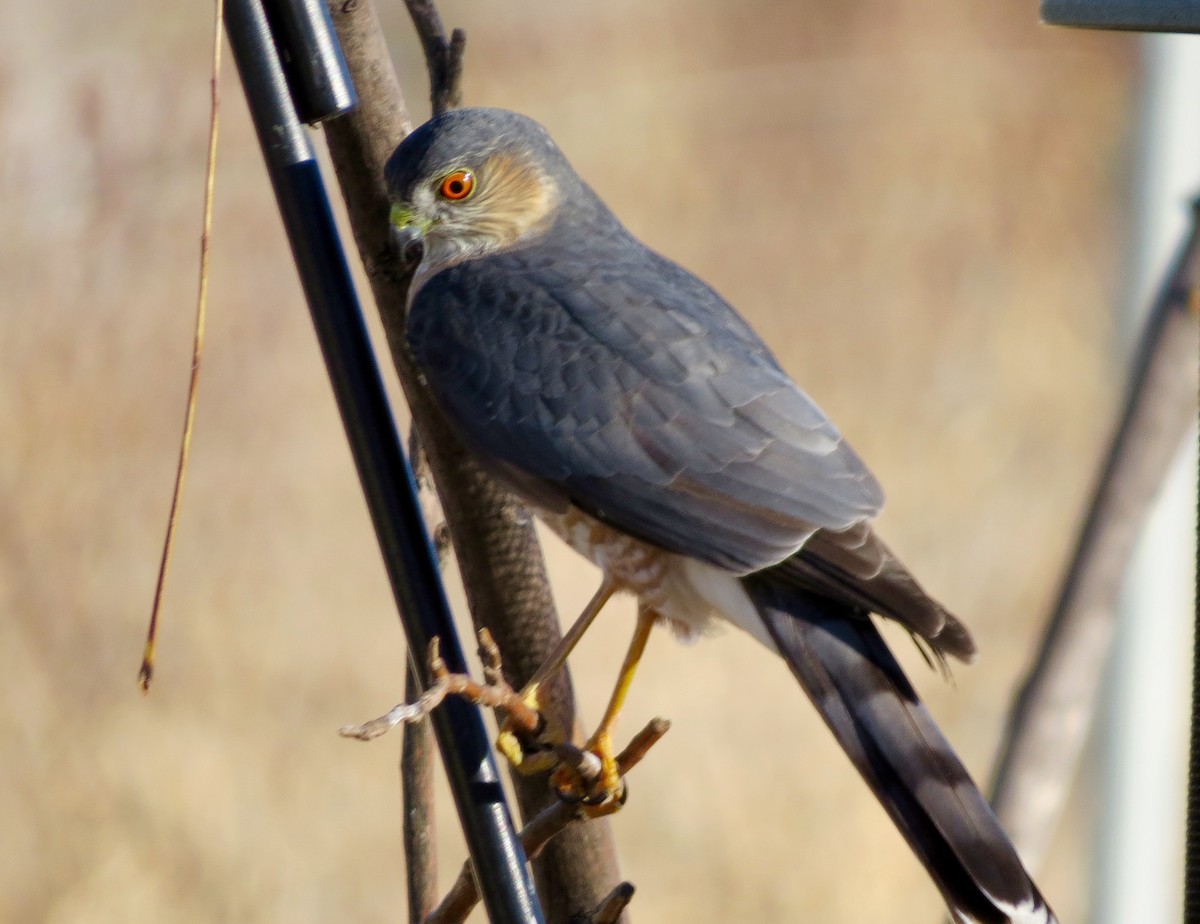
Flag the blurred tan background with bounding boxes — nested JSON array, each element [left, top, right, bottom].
[[1, 2, 1139, 921]]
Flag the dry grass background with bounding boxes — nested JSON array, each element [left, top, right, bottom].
[[1, 2, 1139, 921]]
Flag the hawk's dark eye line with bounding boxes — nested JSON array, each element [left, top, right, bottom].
[[438, 170, 475, 201]]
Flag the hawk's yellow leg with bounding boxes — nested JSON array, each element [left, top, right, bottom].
[[552, 608, 656, 815], [524, 577, 619, 697], [496, 577, 618, 772]]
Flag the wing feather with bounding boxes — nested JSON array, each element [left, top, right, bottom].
[[408, 234, 883, 573]]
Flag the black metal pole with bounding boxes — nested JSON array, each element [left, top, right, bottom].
[[222, 2, 544, 921], [1042, 0, 1200, 33], [260, 0, 356, 123]]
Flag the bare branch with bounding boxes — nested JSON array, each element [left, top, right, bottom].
[[340, 634, 542, 741], [402, 662, 437, 924], [989, 198, 1200, 870], [550, 718, 671, 809], [572, 883, 636, 924], [401, 0, 465, 116], [409, 428, 452, 565]]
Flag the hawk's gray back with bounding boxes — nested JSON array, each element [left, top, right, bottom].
[[394, 114, 884, 573]]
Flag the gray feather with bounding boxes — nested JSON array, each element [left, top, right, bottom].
[[777, 522, 977, 662], [744, 575, 1054, 924], [408, 231, 881, 574], [389, 108, 1051, 924]]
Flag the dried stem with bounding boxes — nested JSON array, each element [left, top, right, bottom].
[[139, 0, 224, 691]]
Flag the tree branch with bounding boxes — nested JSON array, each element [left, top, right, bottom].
[[403, 443, 443, 924], [402, 661, 438, 924], [321, 2, 627, 920], [341, 633, 544, 742], [989, 197, 1200, 870], [402, 0, 465, 117], [571, 883, 637, 924]]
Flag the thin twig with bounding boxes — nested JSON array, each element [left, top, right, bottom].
[[401, 0, 465, 116], [409, 428, 452, 564], [403, 427, 444, 924], [424, 720, 669, 924], [403, 662, 437, 924], [989, 197, 1200, 870], [340, 634, 543, 741], [572, 883, 636, 924]]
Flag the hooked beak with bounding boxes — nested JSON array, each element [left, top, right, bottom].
[[389, 204, 428, 269]]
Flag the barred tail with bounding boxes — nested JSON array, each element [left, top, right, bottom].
[[742, 574, 1055, 924]]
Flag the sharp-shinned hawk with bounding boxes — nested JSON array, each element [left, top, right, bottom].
[[385, 107, 1054, 924]]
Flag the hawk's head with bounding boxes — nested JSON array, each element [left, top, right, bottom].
[[385, 108, 577, 283]]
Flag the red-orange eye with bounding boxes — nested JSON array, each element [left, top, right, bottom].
[[438, 170, 475, 200]]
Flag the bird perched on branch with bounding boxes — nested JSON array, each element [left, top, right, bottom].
[[386, 107, 1055, 924]]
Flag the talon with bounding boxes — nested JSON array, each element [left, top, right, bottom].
[[548, 738, 626, 816], [496, 698, 564, 777], [581, 775, 626, 808]]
